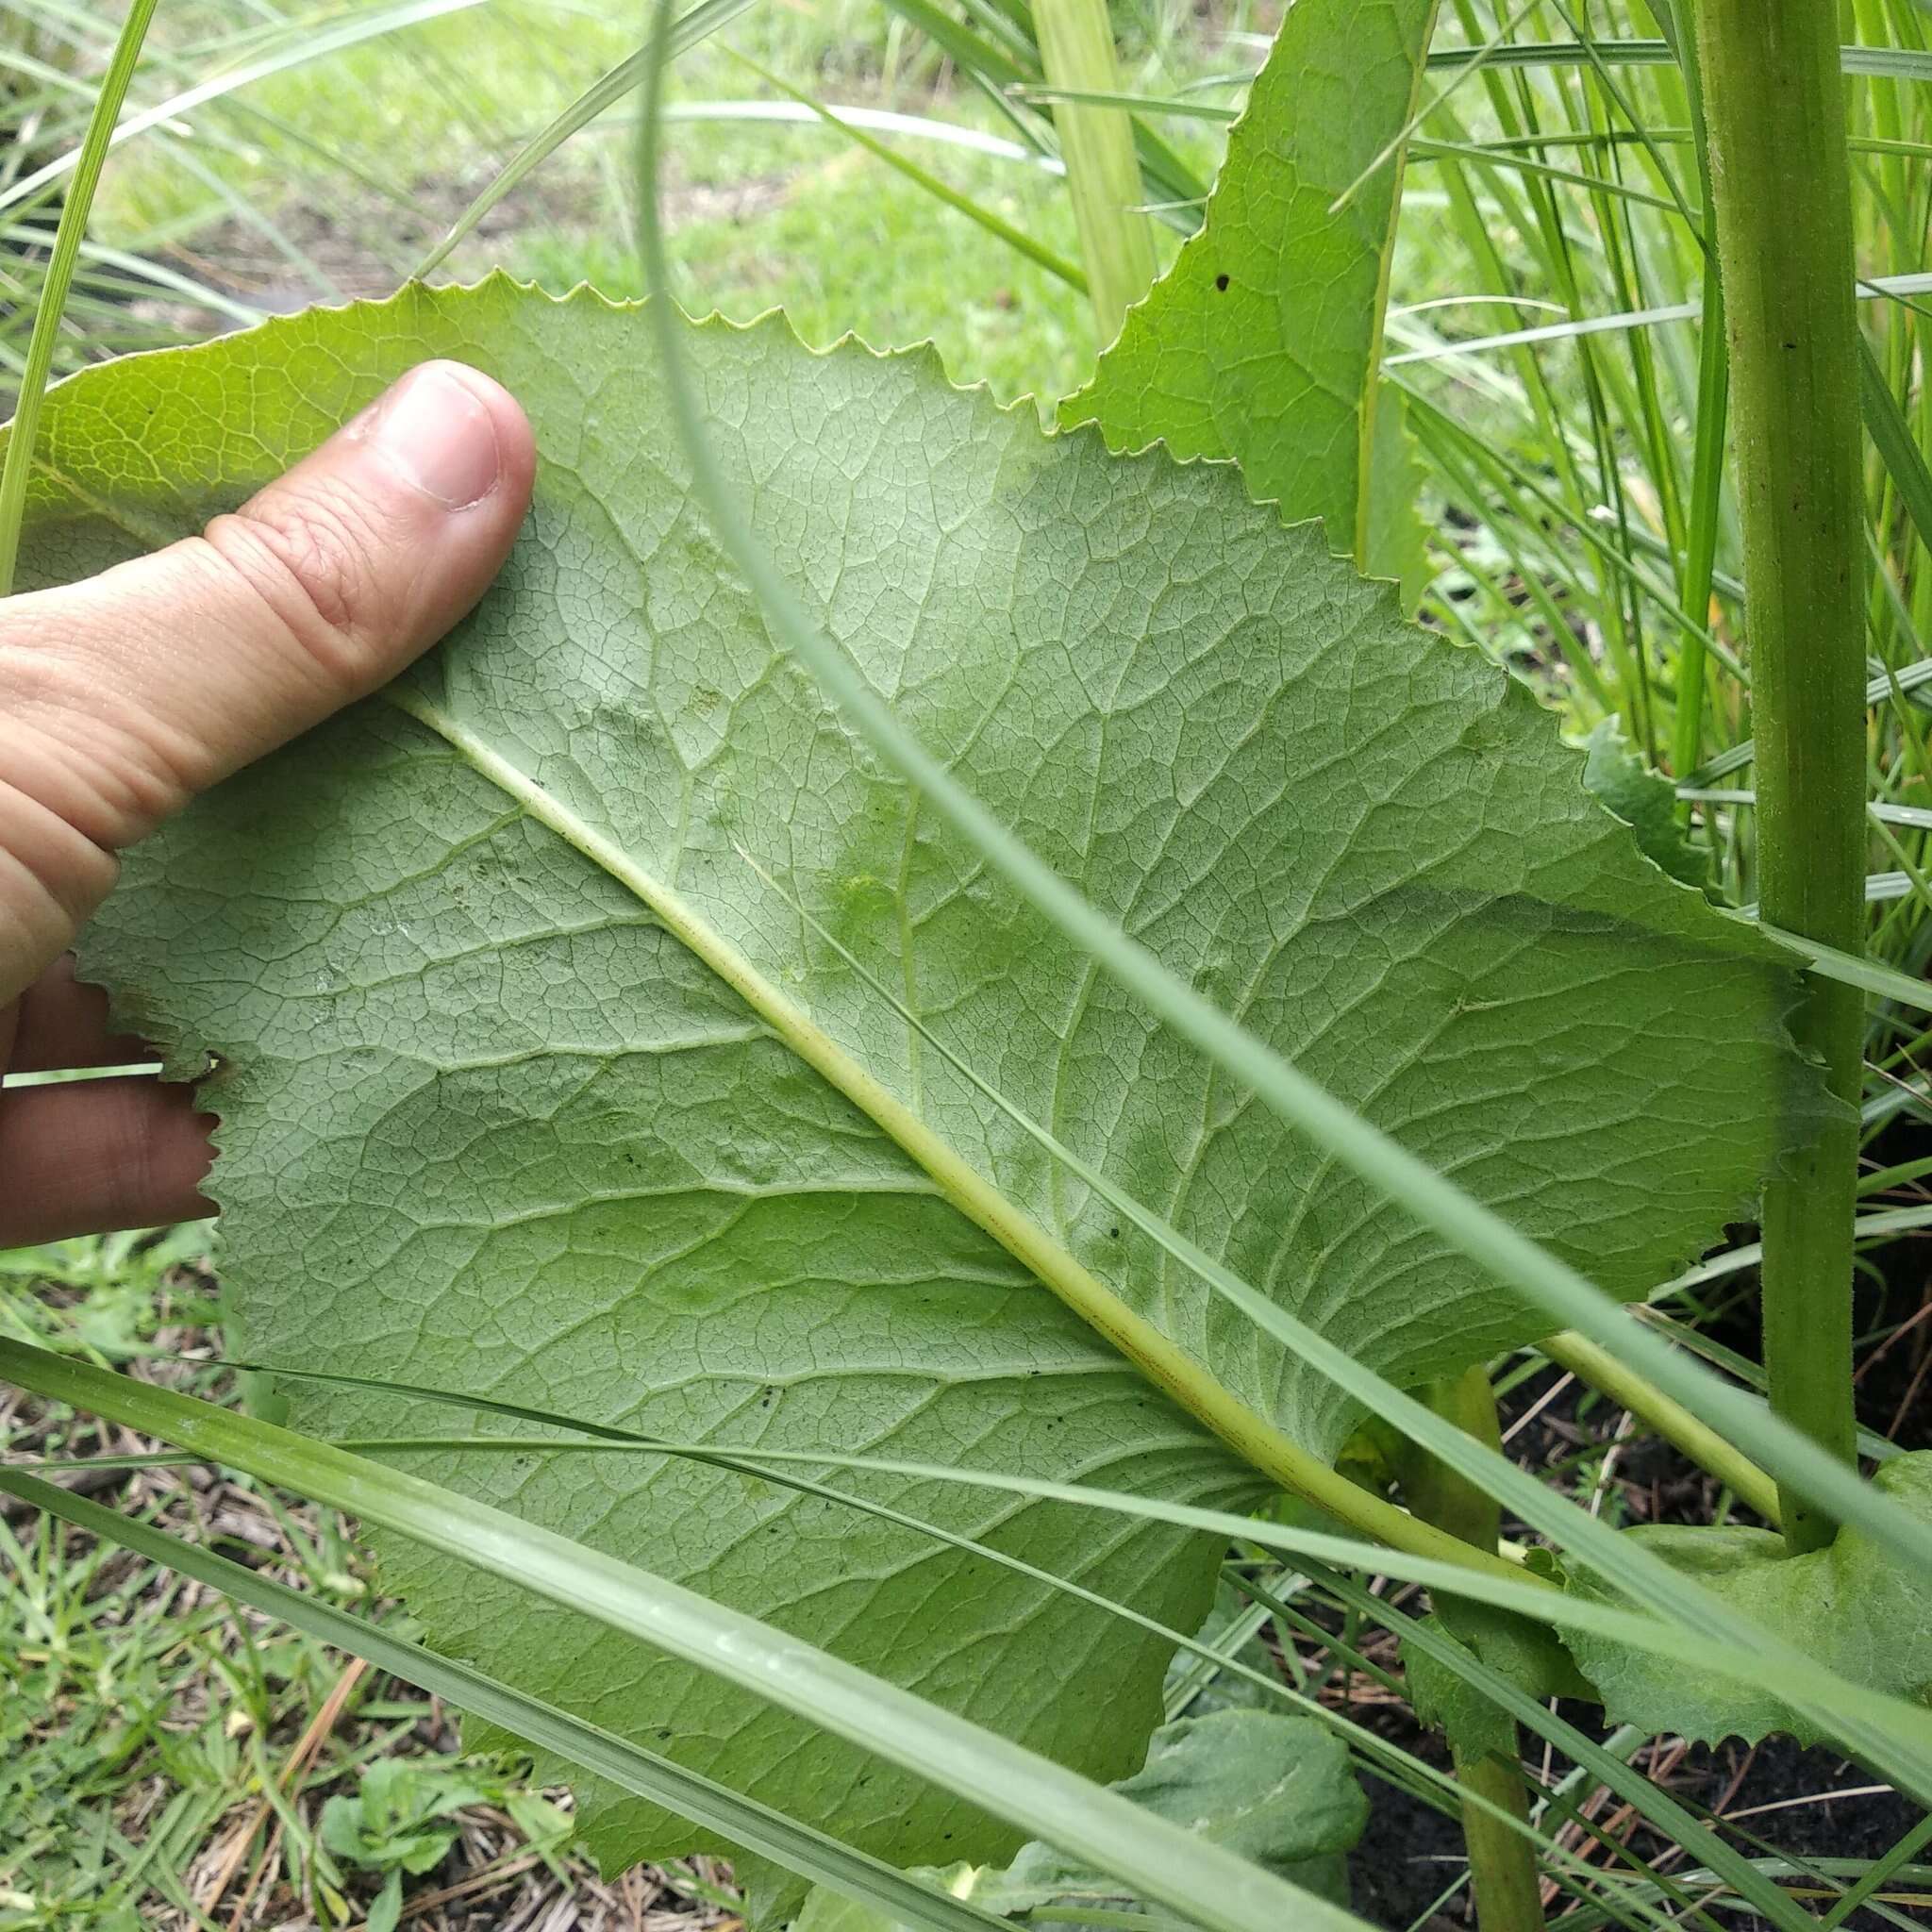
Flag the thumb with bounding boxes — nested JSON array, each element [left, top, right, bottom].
[[0, 358, 535, 996]]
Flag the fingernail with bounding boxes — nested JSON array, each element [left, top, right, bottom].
[[358, 363, 504, 509]]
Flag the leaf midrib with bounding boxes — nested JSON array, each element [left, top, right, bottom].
[[378, 682, 1524, 1587]]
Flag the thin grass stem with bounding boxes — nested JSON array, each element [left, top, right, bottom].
[[1540, 1329, 1781, 1524], [1030, 0, 1155, 337], [0, 0, 155, 598]]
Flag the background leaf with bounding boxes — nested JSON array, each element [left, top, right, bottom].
[[1581, 716, 1709, 890], [1059, 0, 1436, 575], [794, 1709, 1366, 1928], [12, 279, 1819, 1879], [1565, 1450, 1932, 1745], [979, 1709, 1366, 1911]]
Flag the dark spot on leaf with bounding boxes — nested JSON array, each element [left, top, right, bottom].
[[1215, 273, 1230, 291]]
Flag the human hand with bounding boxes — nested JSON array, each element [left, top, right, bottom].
[[0, 361, 535, 1247]]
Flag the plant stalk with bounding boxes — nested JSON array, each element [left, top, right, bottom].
[[1541, 1328, 1781, 1525], [1693, 0, 1867, 1551], [1032, 0, 1157, 343], [0, 0, 158, 597], [1660, 0, 1727, 813], [1406, 1367, 1546, 1932]]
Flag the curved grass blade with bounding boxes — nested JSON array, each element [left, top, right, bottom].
[[634, 0, 1932, 1804], [0, 1341, 1359, 1932], [157, 1353, 1932, 1780], [0, 0, 156, 598], [412, 0, 754, 278], [737, 846, 1790, 1539], [0, 1468, 1012, 1932], [720, 50, 1084, 290], [23, 1420, 1578, 1887]]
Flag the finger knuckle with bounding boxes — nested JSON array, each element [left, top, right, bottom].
[[199, 485, 393, 691]]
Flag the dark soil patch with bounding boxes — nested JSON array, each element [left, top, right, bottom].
[[1349, 1733, 1928, 1929]]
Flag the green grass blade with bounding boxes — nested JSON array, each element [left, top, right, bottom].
[[163, 1354, 1932, 1782], [0, 1468, 1013, 1932], [0, 0, 155, 599], [723, 49, 1086, 290], [1012, 84, 1239, 121], [18, 1431, 1565, 1881], [1692, 655, 1932, 781], [412, 0, 755, 278], [0, 0, 491, 222], [0, 1341, 1361, 1932], [1752, 922, 1932, 1015], [1861, 330, 1932, 564], [1030, 0, 1155, 335], [1659, 0, 1728, 798], [1419, 39, 1932, 75]]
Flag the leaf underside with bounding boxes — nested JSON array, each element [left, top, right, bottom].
[[14, 278, 1816, 1882]]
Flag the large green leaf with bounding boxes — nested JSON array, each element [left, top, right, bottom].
[[1058, 0, 1436, 573], [13, 280, 1814, 1878], [1567, 1452, 1932, 1746]]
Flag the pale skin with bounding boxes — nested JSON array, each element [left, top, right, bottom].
[[0, 361, 536, 1246]]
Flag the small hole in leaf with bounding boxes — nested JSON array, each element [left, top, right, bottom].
[[1214, 273, 1230, 291]]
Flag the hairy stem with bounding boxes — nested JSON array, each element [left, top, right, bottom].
[[1407, 1366, 1547, 1932], [1033, 0, 1157, 341], [1694, 0, 1866, 1551]]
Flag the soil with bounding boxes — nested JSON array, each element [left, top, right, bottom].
[[1341, 1113, 1932, 1929], [1349, 1739, 1927, 1930]]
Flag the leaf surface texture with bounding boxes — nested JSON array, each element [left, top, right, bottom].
[[11, 280, 1815, 1874]]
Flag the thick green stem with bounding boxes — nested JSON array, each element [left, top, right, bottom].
[[1454, 1752, 1545, 1932], [1406, 1367, 1546, 1932], [1694, 0, 1866, 1552], [1033, 0, 1157, 343]]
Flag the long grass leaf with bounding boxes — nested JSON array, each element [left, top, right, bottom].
[[0, 0, 155, 598], [0, 1341, 1359, 1932], [722, 49, 1085, 290], [0, 1468, 1013, 1932], [156, 1352, 1932, 1776]]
